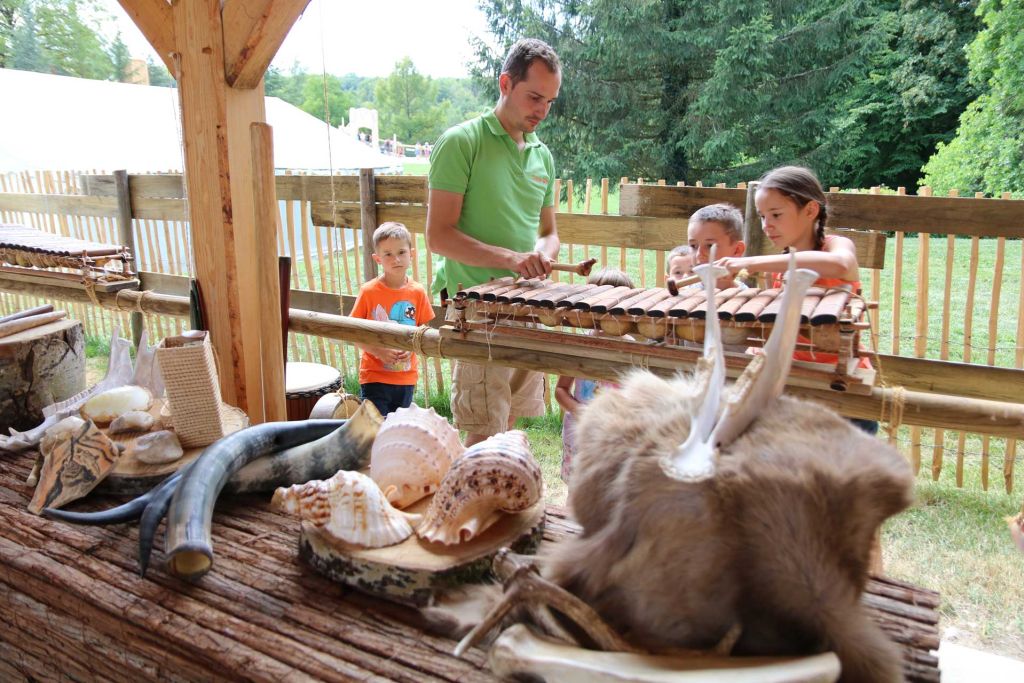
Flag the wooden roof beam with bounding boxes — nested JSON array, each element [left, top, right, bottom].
[[222, 0, 311, 89], [116, 0, 176, 73]]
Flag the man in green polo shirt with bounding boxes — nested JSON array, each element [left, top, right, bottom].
[[426, 38, 561, 446]]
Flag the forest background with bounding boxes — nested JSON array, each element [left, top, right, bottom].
[[1, 0, 1022, 196]]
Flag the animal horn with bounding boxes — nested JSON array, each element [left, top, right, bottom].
[[660, 247, 730, 482], [710, 252, 818, 450]]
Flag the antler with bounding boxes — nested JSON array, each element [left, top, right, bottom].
[[661, 252, 819, 482], [710, 254, 818, 450], [659, 249, 730, 482]]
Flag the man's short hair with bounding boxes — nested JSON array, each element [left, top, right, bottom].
[[688, 204, 744, 243], [372, 222, 412, 250], [502, 38, 561, 85]]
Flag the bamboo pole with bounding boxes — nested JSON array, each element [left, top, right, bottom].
[[865, 187, 881, 354], [285, 311, 1024, 438], [1008, 194, 1024, 493], [299, 185, 326, 363], [907, 187, 932, 476], [113, 171, 143, 347], [932, 190, 958, 481], [956, 226, 982, 488], [600, 178, 609, 268], [619, 178, 628, 272], [886, 188, 907, 448], [583, 177, 592, 266], [566, 179, 574, 283], [250, 122, 285, 423], [982, 222, 1006, 492], [359, 168, 377, 284]]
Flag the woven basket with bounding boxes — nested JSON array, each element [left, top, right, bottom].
[[156, 332, 229, 448]]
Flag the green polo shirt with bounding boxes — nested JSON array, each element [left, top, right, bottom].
[[428, 110, 555, 295]]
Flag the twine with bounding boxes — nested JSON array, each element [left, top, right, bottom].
[[113, 288, 153, 316], [410, 323, 431, 358]]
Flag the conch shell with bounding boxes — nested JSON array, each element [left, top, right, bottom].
[[417, 430, 542, 545], [271, 470, 421, 548], [370, 404, 464, 509]]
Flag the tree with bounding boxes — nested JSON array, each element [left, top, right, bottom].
[[375, 57, 450, 143], [436, 76, 489, 129], [299, 73, 356, 125], [0, 0, 24, 68], [829, 1, 980, 190], [473, 0, 983, 189], [33, 0, 113, 79], [108, 30, 130, 82], [146, 56, 175, 87], [922, 0, 1024, 195], [10, 0, 48, 72], [265, 61, 308, 107]]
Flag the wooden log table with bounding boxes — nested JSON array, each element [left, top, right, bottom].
[[0, 450, 941, 682]]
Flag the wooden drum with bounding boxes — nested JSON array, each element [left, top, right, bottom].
[[284, 362, 342, 421]]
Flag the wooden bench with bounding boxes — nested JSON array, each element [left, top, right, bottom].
[[0, 450, 939, 682]]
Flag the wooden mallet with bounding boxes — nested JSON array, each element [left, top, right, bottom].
[[549, 257, 598, 278], [665, 274, 701, 296]]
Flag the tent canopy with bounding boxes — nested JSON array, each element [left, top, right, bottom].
[[0, 68, 400, 173]]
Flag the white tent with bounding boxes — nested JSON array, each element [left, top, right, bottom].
[[0, 68, 401, 173]]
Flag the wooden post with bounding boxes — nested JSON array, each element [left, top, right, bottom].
[[742, 181, 766, 257], [250, 123, 286, 424], [112, 170, 143, 347], [115, 0, 310, 418], [742, 181, 765, 287], [359, 168, 378, 283]]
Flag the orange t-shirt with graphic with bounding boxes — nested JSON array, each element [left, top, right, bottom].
[[350, 278, 435, 385]]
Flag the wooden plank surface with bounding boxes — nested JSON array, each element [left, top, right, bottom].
[[0, 448, 939, 682]]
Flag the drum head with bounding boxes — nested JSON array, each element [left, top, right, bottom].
[[285, 362, 342, 394]]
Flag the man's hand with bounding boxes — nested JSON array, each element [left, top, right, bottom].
[[509, 250, 552, 279]]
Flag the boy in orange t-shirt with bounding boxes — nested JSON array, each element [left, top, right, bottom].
[[350, 222, 435, 415]]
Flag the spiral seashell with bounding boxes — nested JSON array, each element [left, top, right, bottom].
[[369, 404, 464, 509], [271, 470, 421, 548], [417, 430, 542, 545]]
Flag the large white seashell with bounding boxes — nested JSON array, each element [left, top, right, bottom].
[[370, 404, 464, 509], [417, 430, 542, 545], [271, 470, 422, 548], [81, 385, 152, 424]]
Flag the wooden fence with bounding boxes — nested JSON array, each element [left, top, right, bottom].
[[1, 170, 1022, 493]]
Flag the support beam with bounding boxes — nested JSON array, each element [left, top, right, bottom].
[[223, 0, 311, 88], [173, 0, 264, 415], [115, 0, 175, 72]]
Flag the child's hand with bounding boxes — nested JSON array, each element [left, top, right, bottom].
[[368, 347, 408, 365], [714, 256, 747, 276]]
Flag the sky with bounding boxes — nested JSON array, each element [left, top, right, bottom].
[[96, 0, 493, 79]]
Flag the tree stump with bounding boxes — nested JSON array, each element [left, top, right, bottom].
[[0, 319, 85, 433], [299, 499, 546, 607]]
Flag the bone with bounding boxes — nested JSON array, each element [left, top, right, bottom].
[[488, 624, 842, 683]]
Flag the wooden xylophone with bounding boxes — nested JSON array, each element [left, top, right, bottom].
[[447, 277, 875, 393], [0, 223, 136, 288]]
